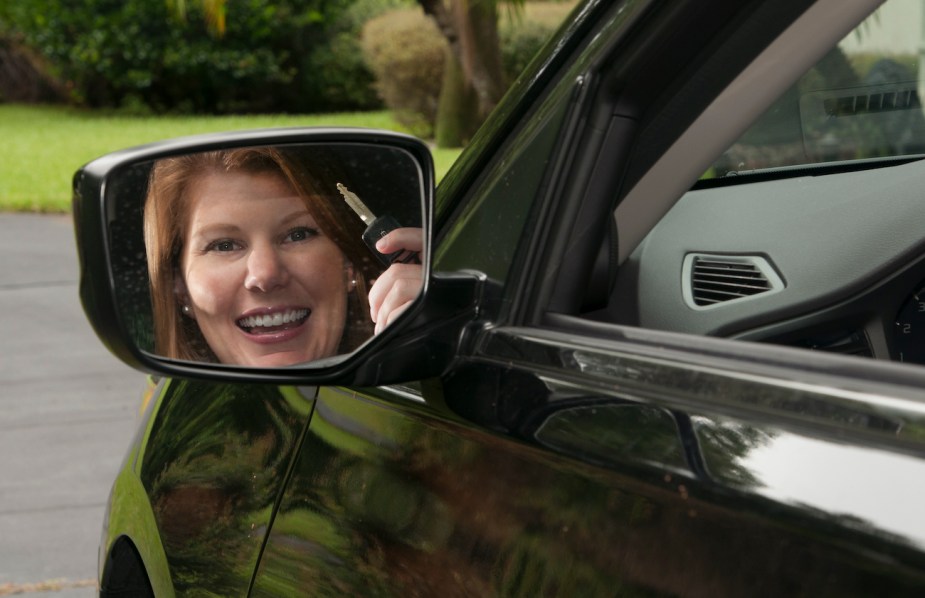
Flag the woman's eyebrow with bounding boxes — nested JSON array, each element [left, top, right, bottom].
[[279, 208, 316, 226], [189, 222, 241, 239]]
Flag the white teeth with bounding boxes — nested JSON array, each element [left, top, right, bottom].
[[239, 309, 308, 329]]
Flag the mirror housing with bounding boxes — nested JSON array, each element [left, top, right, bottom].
[[74, 128, 482, 385]]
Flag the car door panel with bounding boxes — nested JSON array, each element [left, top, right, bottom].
[[132, 380, 316, 592], [250, 357, 925, 596]]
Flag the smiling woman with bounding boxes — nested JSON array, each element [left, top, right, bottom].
[[182, 176, 350, 365], [135, 143, 424, 367], [145, 148, 375, 365]]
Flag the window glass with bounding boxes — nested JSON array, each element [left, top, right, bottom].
[[706, 0, 925, 178], [605, 0, 925, 370]]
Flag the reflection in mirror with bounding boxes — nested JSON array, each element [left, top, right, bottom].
[[108, 143, 425, 368]]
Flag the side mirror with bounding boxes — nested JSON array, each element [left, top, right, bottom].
[[74, 128, 474, 384]]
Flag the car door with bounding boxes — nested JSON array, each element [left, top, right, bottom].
[[250, 0, 925, 594]]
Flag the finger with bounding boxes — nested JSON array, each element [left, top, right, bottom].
[[375, 227, 423, 255], [370, 266, 423, 327], [377, 299, 414, 335], [368, 263, 415, 322], [374, 276, 423, 334], [367, 268, 398, 324], [368, 264, 423, 329]]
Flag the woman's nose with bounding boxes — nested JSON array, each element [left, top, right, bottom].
[[244, 244, 288, 292]]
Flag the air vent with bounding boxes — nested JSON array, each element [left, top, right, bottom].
[[682, 254, 784, 310], [823, 89, 920, 118]]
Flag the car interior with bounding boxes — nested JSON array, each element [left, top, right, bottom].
[[576, 1, 925, 366]]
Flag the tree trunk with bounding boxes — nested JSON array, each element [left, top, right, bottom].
[[453, 0, 505, 119], [419, 0, 507, 139], [435, 47, 480, 148]]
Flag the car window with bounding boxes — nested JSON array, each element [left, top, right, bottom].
[[595, 0, 925, 370], [706, 1, 925, 178]]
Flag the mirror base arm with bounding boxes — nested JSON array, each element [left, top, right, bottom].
[[351, 271, 490, 386]]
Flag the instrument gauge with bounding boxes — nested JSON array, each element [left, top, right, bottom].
[[894, 286, 925, 364]]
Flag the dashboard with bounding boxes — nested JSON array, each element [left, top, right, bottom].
[[605, 157, 925, 364]]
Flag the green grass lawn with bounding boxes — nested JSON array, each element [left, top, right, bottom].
[[0, 104, 461, 212]]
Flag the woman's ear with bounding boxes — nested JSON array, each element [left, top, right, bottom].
[[345, 262, 357, 292], [174, 274, 195, 319]]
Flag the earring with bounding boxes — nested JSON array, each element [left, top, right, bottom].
[[182, 304, 191, 315], [350, 278, 357, 289]]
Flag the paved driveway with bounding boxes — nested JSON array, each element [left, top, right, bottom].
[[0, 213, 140, 596]]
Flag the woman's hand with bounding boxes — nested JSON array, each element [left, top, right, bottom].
[[368, 228, 423, 334]]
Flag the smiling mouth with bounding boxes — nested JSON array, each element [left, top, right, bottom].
[[237, 309, 310, 334]]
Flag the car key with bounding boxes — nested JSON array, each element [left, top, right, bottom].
[[337, 183, 419, 266]]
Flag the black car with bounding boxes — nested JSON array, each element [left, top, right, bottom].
[[76, 0, 925, 594]]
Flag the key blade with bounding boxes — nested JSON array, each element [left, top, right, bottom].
[[337, 183, 375, 224]]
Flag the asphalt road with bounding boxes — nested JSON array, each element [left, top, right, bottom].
[[0, 213, 141, 596]]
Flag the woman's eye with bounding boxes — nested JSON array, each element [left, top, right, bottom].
[[205, 239, 239, 252], [286, 227, 318, 243]]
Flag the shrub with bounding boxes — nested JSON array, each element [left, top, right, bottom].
[[501, 1, 577, 80], [361, 2, 575, 136], [1, 0, 376, 114], [300, 31, 380, 112], [361, 9, 446, 137], [297, 0, 412, 112], [500, 18, 557, 81]]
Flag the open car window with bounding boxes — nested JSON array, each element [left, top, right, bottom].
[[600, 0, 925, 369], [706, 1, 925, 178]]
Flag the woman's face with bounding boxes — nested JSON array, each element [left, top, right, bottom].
[[178, 170, 352, 366]]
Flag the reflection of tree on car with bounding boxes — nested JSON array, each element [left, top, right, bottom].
[[142, 382, 313, 593], [249, 385, 906, 596]]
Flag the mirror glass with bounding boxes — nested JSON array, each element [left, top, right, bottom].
[[107, 143, 425, 368]]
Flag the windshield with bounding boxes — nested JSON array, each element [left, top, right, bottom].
[[706, 0, 925, 178]]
